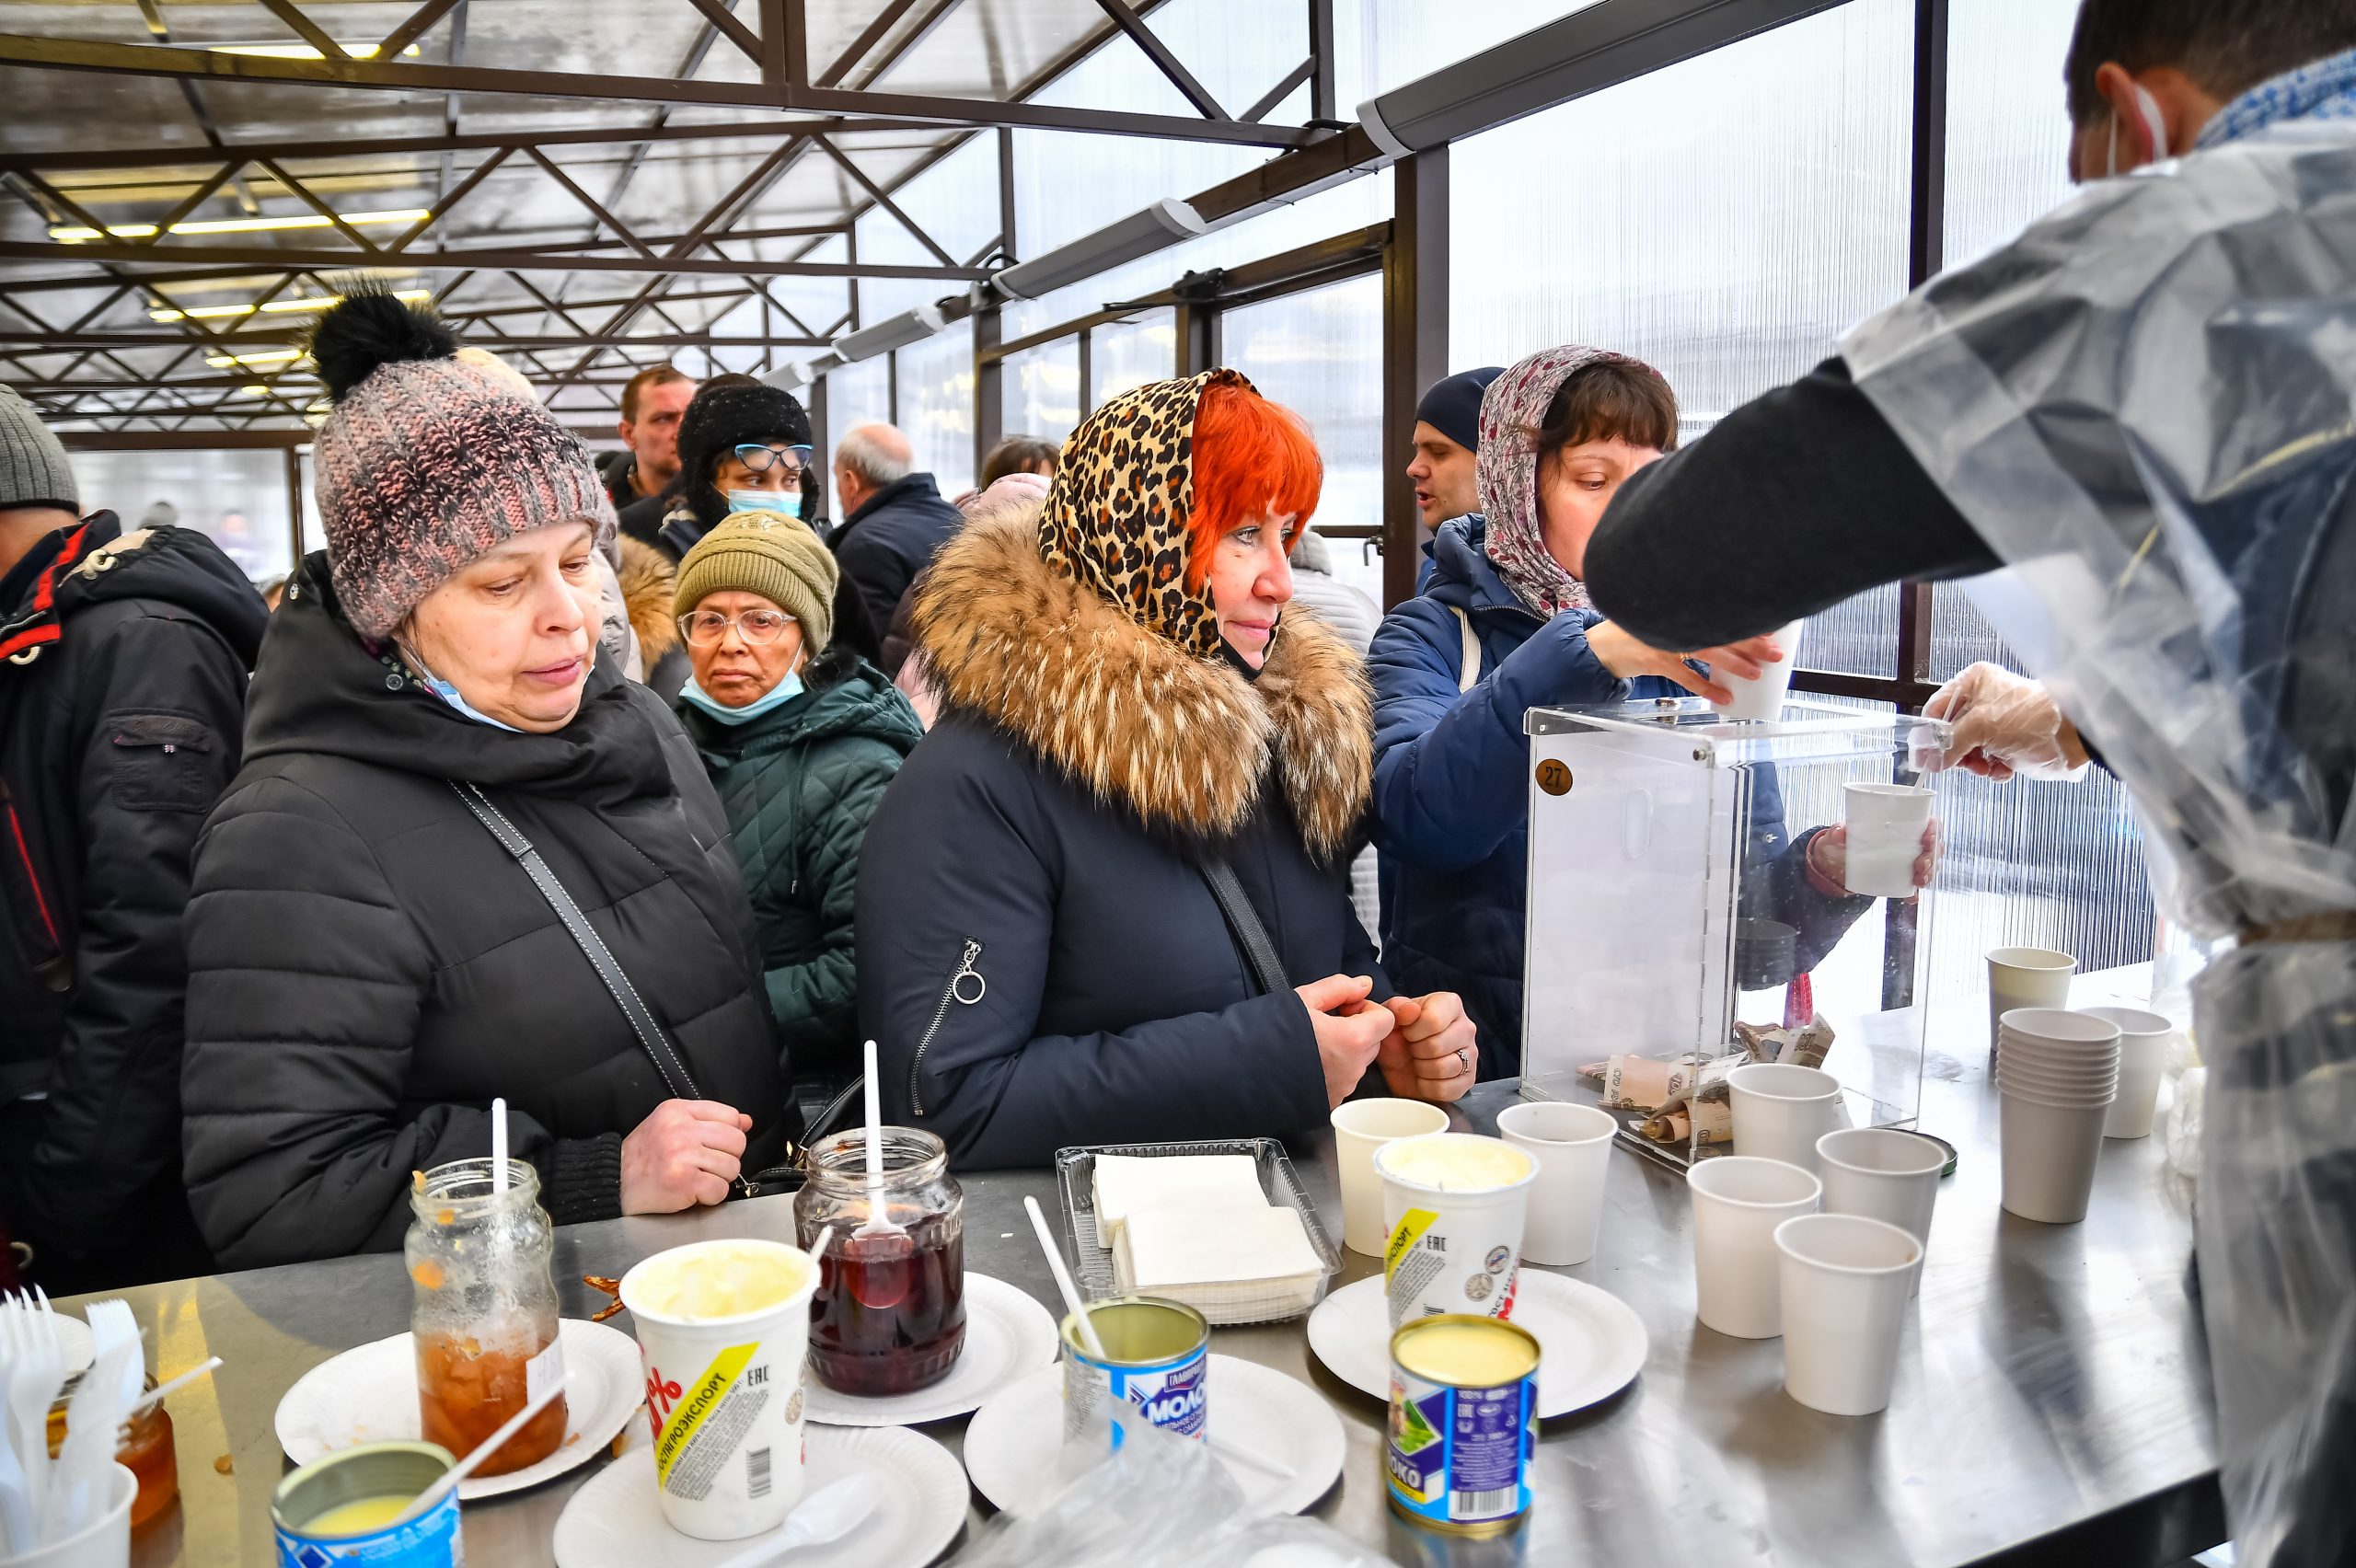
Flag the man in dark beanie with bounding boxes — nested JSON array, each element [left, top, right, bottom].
[[1405, 366, 1504, 534], [651, 377, 881, 663], [0, 384, 266, 1292]]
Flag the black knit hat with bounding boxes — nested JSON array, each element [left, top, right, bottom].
[[677, 382, 813, 528]]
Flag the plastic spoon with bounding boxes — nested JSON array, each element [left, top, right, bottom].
[[491, 1097, 509, 1193], [839, 1041, 912, 1310], [705, 1474, 884, 1568], [389, 1366, 571, 1525]]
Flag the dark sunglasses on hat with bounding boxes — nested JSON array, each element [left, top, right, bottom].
[[733, 444, 812, 478]]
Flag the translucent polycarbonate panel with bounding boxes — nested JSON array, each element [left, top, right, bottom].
[[1944, 0, 2082, 269], [1091, 310, 1177, 406], [1000, 340, 1083, 449], [1003, 170, 1390, 340], [71, 447, 294, 585], [1797, 584, 1900, 679], [1928, 580, 2016, 682], [1449, 0, 1912, 437], [759, 233, 854, 352], [870, 0, 1110, 100], [1334, 0, 1609, 103], [1220, 273, 1383, 535], [824, 356, 892, 449], [861, 134, 1003, 274], [896, 318, 976, 500]]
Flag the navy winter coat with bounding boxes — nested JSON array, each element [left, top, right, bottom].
[[1369, 518, 1869, 1073]]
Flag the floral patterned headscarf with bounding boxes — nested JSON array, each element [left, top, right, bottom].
[[1476, 344, 1664, 619], [1036, 368, 1253, 660]]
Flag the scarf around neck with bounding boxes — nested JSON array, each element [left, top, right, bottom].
[[2197, 44, 2356, 150], [1474, 344, 1659, 620], [1035, 367, 1253, 660]]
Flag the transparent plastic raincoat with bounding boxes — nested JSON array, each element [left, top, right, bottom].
[[1843, 119, 2356, 1566]]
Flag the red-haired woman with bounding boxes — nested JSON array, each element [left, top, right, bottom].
[[857, 371, 1476, 1167]]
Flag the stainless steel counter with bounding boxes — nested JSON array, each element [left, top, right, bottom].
[[82, 1019, 2221, 1566]]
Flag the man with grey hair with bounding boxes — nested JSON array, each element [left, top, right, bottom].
[[829, 421, 963, 676]]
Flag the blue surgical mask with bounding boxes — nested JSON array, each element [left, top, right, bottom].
[[405, 654, 524, 733], [680, 668, 804, 726], [727, 489, 801, 520]]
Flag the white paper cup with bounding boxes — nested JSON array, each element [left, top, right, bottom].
[[1987, 948, 2075, 1064], [1774, 1215, 1922, 1415], [1727, 1063, 1842, 1172], [1841, 783, 1934, 898], [1999, 1094, 2111, 1224], [1376, 1133, 1535, 1326], [1712, 619, 1803, 721], [2080, 1006, 2174, 1139], [1331, 1099, 1449, 1255], [1687, 1157, 1820, 1339], [1816, 1128, 1943, 1297], [618, 1239, 820, 1540], [2, 1462, 133, 1568], [1496, 1101, 1617, 1266]]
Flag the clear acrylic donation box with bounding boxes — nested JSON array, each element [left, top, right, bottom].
[[1520, 698, 1954, 1169]]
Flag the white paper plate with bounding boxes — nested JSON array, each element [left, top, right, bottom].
[[803, 1273, 1057, 1428], [1305, 1273, 1646, 1419], [1, 1303, 92, 1376], [963, 1355, 1342, 1518], [276, 1318, 642, 1500], [553, 1425, 965, 1568]]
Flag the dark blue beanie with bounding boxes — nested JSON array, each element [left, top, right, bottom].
[[1414, 367, 1505, 454]]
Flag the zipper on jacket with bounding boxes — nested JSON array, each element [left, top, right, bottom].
[[907, 939, 984, 1117]]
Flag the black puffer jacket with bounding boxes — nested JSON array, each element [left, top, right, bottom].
[[182, 553, 791, 1269], [829, 473, 961, 674], [0, 514, 265, 1289], [857, 513, 1388, 1169]]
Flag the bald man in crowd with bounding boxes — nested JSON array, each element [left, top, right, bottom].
[[828, 421, 964, 676]]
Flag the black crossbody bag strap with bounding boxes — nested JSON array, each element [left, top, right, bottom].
[[1196, 855, 1288, 997], [451, 781, 703, 1100]]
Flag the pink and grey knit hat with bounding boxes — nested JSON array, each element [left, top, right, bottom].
[[308, 286, 616, 638]]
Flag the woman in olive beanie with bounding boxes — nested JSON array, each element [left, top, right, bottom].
[[673, 512, 922, 1099]]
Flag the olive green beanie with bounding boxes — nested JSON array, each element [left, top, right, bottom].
[[675, 511, 837, 651]]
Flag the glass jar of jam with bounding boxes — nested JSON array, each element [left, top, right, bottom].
[[406, 1158, 568, 1477], [794, 1127, 966, 1396], [47, 1372, 178, 1530]]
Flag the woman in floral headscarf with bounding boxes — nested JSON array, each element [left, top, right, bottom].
[[1367, 347, 1868, 1074], [857, 372, 1477, 1168]]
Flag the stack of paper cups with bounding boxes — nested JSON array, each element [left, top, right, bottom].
[[1994, 1009, 2119, 1224]]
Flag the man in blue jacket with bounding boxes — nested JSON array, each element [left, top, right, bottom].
[[1369, 348, 1871, 1077]]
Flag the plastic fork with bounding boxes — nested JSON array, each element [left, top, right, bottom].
[[3, 1292, 63, 1543]]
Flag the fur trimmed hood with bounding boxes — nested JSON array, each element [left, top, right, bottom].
[[617, 534, 678, 665], [915, 504, 1372, 860]]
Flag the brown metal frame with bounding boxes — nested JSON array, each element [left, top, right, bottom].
[[0, 0, 1334, 431]]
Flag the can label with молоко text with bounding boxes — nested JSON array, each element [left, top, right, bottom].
[[1061, 1296, 1209, 1452], [1385, 1316, 1539, 1537]]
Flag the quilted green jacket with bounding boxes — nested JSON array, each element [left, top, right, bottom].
[[676, 652, 923, 1082]]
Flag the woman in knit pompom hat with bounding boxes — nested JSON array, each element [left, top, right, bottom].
[[672, 512, 920, 1100], [179, 285, 797, 1270]]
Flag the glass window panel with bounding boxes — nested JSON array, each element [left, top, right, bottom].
[[1221, 272, 1384, 537], [824, 357, 893, 450], [1001, 339, 1083, 449], [895, 319, 976, 501], [1336, 0, 1609, 103], [70, 447, 294, 585], [1091, 309, 1176, 405], [1005, 167, 1390, 340], [1943, 0, 2081, 269]]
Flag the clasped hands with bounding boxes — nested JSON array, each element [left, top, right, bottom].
[[1296, 974, 1476, 1109]]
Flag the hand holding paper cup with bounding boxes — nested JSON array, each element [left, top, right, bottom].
[[1712, 620, 1803, 721], [1840, 783, 1935, 898]]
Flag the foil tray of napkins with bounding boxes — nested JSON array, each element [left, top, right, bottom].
[[1054, 1139, 1341, 1324]]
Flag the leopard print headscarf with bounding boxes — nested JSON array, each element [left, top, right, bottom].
[[1037, 368, 1253, 660]]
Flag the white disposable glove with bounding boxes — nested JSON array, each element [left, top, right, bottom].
[[1921, 662, 2090, 781]]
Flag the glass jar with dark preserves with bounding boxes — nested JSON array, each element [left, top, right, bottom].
[[794, 1128, 966, 1396], [407, 1158, 568, 1476], [48, 1372, 178, 1529]]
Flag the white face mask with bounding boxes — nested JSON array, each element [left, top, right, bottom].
[[2108, 83, 2169, 177], [727, 489, 801, 521]]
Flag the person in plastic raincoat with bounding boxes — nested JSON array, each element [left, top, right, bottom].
[[1584, 3, 2356, 1562]]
